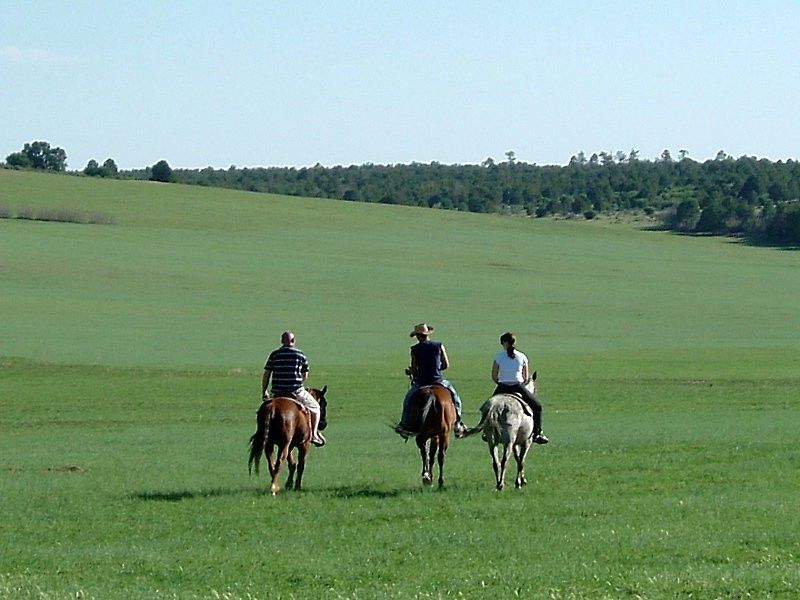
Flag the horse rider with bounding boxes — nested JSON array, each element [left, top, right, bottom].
[[262, 330, 326, 447], [491, 331, 549, 444], [397, 323, 466, 437]]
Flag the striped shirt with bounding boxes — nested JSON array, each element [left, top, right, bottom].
[[264, 346, 309, 393]]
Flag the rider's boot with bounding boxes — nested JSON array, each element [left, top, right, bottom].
[[532, 426, 549, 444], [310, 411, 326, 447]]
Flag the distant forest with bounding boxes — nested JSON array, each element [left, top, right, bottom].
[[5, 141, 800, 245], [128, 151, 800, 245]]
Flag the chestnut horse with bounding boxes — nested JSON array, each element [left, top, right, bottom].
[[403, 384, 457, 487], [248, 386, 327, 495]]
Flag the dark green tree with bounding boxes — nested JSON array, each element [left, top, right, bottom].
[[84, 159, 101, 176], [150, 160, 173, 183], [675, 198, 700, 230], [6, 141, 66, 171], [5, 152, 32, 168], [102, 158, 119, 177]]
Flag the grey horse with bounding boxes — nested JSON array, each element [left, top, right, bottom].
[[461, 379, 536, 490]]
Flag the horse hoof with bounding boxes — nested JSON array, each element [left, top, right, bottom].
[[496, 483, 504, 491], [422, 475, 432, 486]]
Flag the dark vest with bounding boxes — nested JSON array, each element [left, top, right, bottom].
[[412, 340, 443, 385]]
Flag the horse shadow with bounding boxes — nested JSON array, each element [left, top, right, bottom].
[[319, 485, 407, 500], [130, 486, 255, 502]]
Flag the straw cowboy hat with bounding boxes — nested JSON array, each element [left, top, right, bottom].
[[410, 323, 435, 337]]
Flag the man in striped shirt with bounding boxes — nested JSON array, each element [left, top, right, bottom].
[[261, 331, 326, 446]]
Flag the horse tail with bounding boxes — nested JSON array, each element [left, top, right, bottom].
[[420, 390, 437, 426], [461, 400, 494, 438], [248, 401, 270, 475]]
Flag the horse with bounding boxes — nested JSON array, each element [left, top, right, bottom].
[[248, 386, 328, 495], [461, 374, 538, 490], [399, 384, 457, 487]]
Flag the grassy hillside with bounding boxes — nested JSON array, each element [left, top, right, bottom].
[[1, 170, 798, 598], [3, 169, 799, 375]]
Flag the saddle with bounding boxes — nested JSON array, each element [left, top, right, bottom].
[[503, 393, 533, 417], [265, 394, 309, 413]]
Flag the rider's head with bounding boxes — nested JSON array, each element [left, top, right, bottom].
[[281, 331, 296, 346], [410, 323, 434, 339], [500, 332, 516, 357], [500, 332, 516, 347]]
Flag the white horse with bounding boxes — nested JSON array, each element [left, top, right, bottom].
[[461, 375, 537, 490]]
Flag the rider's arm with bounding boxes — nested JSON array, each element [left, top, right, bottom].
[[440, 345, 450, 370], [261, 368, 272, 398], [521, 361, 529, 383], [408, 351, 418, 377], [491, 360, 500, 383]]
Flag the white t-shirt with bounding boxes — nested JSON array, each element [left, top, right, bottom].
[[494, 349, 529, 384]]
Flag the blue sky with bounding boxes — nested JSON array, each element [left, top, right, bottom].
[[2, 1, 798, 170]]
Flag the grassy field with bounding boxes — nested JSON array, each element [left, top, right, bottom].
[[1, 169, 799, 599]]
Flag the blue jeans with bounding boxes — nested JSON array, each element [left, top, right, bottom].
[[401, 380, 462, 427]]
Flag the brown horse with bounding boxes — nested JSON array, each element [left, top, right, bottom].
[[248, 386, 328, 495], [403, 385, 457, 487]]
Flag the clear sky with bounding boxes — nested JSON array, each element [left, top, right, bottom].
[[2, 1, 798, 170]]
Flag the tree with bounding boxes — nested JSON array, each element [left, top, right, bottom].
[[738, 174, 761, 203], [675, 198, 700, 230], [569, 151, 587, 166], [102, 158, 118, 177], [150, 160, 173, 183], [84, 158, 118, 177], [6, 141, 66, 171], [84, 159, 101, 176], [5, 152, 32, 168], [695, 196, 728, 232]]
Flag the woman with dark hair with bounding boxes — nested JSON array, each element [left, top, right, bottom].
[[491, 332, 549, 444]]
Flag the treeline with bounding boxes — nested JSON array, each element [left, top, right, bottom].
[[5, 139, 800, 244], [144, 152, 800, 245]]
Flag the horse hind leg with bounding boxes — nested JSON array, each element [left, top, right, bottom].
[[513, 443, 528, 488], [264, 444, 279, 494], [497, 443, 511, 491], [436, 437, 447, 488], [285, 450, 297, 491], [489, 444, 503, 490], [270, 444, 290, 495], [418, 439, 432, 486], [293, 446, 308, 491]]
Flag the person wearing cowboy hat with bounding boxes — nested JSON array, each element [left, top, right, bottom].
[[396, 323, 465, 436]]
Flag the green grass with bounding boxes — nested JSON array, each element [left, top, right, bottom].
[[2, 170, 799, 598]]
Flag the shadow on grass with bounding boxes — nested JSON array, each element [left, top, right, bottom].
[[130, 487, 254, 502], [319, 483, 462, 499], [643, 225, 800, 251], [321, 485, 406, 499], [132, 483, 456, 502]]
